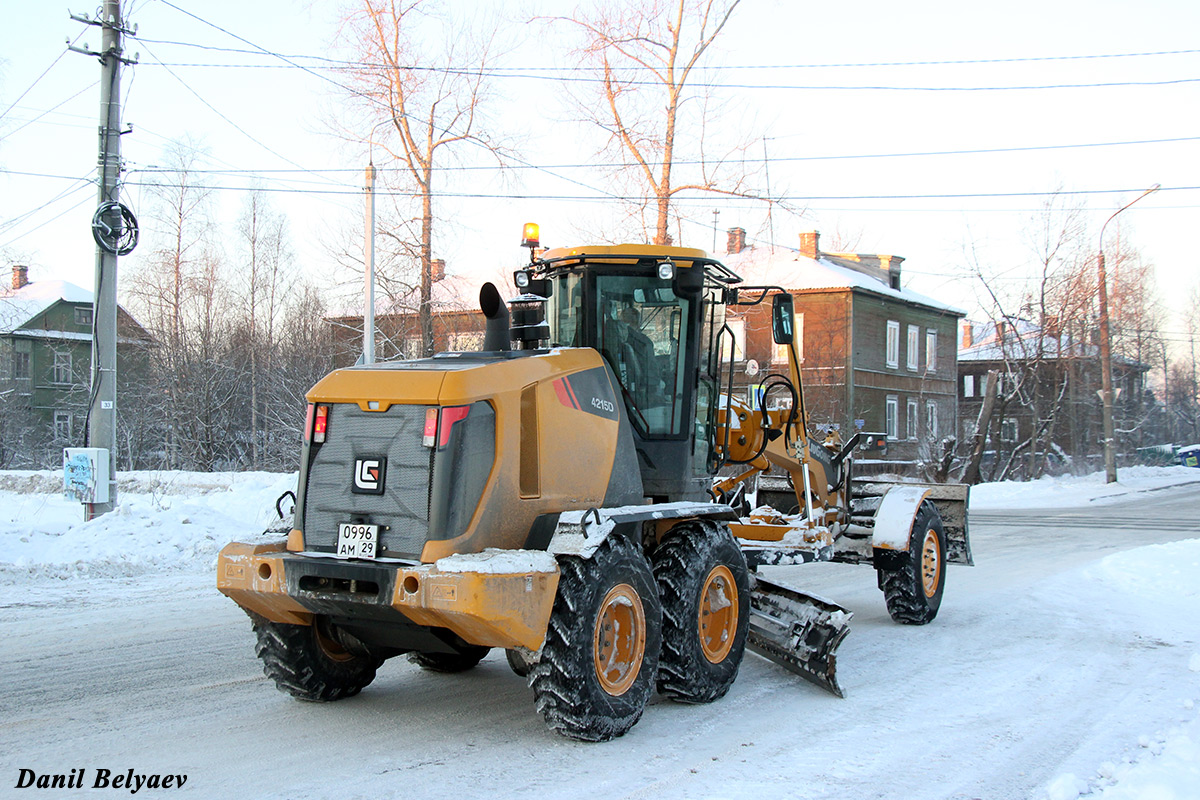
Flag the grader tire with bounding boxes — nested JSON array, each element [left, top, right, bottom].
[[253, 616, 382, 702], [652, 520, 750, 704], [529, 535, 662, 742], [878, 501, 946, 625], [407, 646, 491, 673]]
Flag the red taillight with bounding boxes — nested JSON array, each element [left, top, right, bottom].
[[313, 404, 329, 443], [422, 405, 471, 449], [438, 406, 470, 448]]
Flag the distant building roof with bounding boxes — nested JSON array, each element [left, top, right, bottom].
[[958, 318, 1145, 370], [0, 278, 94, 334], [722, 247, 965, 316]]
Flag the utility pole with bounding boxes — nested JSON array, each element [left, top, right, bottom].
[[364, 162, 377, 365], [711, 209, 719, 254], [69, 0, 138, 519], [1097, 183, 1159, 484]]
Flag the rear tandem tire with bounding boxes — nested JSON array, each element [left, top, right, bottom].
[[652, 520, 750, 704], [877, 501, 946, 625], [529, 535, 662, 742], [253, 616, 383, 701], [407, 646, 491, 673]]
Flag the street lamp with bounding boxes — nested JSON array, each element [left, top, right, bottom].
[[1097, 183, 1160, 483]]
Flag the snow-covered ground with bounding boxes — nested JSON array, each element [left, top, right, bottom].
[[1, 467, 1199, 799]]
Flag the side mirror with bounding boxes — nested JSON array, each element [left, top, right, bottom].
[[771, 293, 794, 345]]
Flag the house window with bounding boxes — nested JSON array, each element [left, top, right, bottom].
[[74, 307, 93, 327], [906, 398, 918, 440], [886, 321, 899, 369], [885, 395, 899, 440], [401, 339, 421, 359], [906, 325, 919, 371], [54, 411, 72, 442], [926, 400, 938, 439], [1000, 418, 1018, 442], [53, 352, 72, 384], [12, 339, 30, 380], [926, 329, 937, 372], [963, 374, 975, 398], [725, 316, 746, 361]]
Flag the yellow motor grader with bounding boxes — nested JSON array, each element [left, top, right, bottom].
[[217, 232, 971, 742]]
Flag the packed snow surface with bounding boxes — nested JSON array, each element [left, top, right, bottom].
[[1, 466, 1199, 799]]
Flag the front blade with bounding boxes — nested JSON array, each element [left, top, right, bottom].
[[747, 575, 852, 697]]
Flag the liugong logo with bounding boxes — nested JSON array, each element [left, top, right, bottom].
[[352, 457, 387, 495]]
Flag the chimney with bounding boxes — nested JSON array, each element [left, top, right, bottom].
[[12, 264, 28, 290], [961, 321, 973, 349], [726, 227, 746, 255], [799, 231, 820, 259], [879, 254, 903, 290], [431, 258, 445, 282]]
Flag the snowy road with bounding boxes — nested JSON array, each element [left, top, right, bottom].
[[2, 481, 1199, 799]]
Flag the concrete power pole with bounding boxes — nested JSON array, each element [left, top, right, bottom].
[[364, 162, 377, 365], [70, 0, 138, 518]]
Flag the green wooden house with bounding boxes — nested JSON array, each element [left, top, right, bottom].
[[0, 265, 152, 467]]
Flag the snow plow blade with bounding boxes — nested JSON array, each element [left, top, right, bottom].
[[747, 575, 853, 698]]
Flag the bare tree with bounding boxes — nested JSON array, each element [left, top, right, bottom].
[[554, 0, 751, 245], [335, 0, 510, 356], [237, 190, 294, 468]]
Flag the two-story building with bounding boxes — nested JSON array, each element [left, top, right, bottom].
[[0, 265, 152, 467], [723, 230, 964, 466]]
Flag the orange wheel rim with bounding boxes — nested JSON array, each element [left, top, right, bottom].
[[593, 584, 646, 696], [920, 529, 941, 598], [698, 565, 739, 664], [314, 619, 354, 663]]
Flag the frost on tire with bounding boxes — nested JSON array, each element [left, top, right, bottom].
[[652, 520, 750, 704], [877, 500, 946, 625], [408, 645, 491, 673], [252, 616, 382, 702], [529, 535, 662, 742]]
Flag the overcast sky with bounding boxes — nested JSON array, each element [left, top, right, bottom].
[[1, 0, 1196, 333]]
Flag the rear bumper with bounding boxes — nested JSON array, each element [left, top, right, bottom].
[[217, 542, 560, 651]]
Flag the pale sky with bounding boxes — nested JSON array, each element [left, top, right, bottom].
[[1, 0, 1196, 339]]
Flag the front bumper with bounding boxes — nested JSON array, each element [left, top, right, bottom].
[[217, 542, 560, 651]]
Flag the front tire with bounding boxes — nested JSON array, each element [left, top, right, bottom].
[[253, 616, 383, 701], [529, 535, 662, 742], [652, 520, 750, 703], [877, 501, 946, 624]]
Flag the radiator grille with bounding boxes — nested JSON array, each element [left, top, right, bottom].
[[303, 404, 433, 558]]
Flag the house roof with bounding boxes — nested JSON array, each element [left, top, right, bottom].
[[0, 279, 94, 334], [958, 318, 1145, 369], [721, 247, 965, 316]]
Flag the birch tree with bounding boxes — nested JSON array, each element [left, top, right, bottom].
[[336, 0, 509, 356], [555, 0, 749, 245]]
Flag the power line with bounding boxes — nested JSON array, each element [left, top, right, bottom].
[[0, 30, 88, 124], [0, 82, 99, 144], [132, 38, 1200, 70], [140, 58, 1200, 92]]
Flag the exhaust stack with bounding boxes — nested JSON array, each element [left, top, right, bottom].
[[480, 283, 511, 351]]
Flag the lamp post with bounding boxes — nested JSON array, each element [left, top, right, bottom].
[[1097, 183, 1159, 483]]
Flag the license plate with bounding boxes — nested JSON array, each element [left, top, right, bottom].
[[336, 523, 378, 559]]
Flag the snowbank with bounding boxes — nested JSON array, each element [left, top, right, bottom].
[[970, 465, 1200, 510], [0, 470, 297, 580]]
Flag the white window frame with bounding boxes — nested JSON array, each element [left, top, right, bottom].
[[885, 395, 899, 440], [925, 329, 937, 372], [963, 374, 975, 398], [906, 398, 918, 441], [52, 351, 72, 384], [926, 399, 938, 439], [1000, 418, 1018, 443], [74, 307, 93, 327], [726, 316, 747, 362], [906, 324, 920, 371], [54, 411, 72, 442], [886, 320, 899, 369]]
